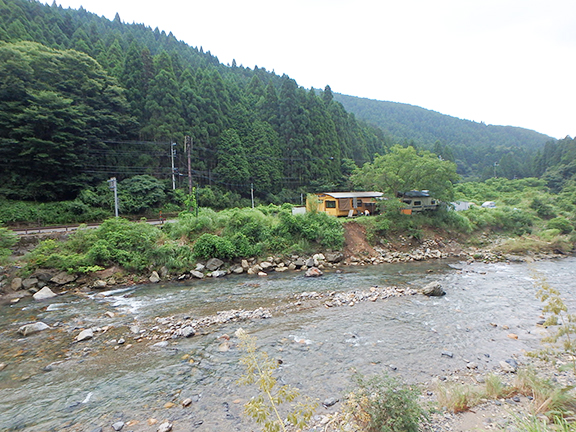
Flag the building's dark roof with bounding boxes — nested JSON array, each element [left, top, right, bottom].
[[319, 192, 384, 199]]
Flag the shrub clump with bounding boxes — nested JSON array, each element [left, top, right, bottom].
[[346, 373, 427, 432], [547, 217, 574, 234]]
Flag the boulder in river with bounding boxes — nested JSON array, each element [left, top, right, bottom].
[[305, 267, 323, 277], [18, 322, 50, 336], [157, 422, 172, 432], [33, 286, 57, 301], [75, 328, 94, 342], [111, 421, 124, 431], [420, 281, 446, 296]]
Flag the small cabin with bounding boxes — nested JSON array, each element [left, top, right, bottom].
[[397, 190, 438, 214], [308, 192, 383, 217]]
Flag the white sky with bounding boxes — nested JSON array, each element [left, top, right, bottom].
[[48, 0, 575, 139]]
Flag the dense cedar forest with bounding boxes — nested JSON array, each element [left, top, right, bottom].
[[0, 0, 574, 204]]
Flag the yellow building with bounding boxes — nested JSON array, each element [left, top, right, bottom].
[[307, 192, 384, 217]]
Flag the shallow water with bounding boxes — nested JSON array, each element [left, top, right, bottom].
[[1, 258, 575, 431]]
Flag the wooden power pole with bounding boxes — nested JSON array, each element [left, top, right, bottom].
[[185, 135, 192, 194]]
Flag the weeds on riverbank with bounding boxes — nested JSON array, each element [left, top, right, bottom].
[[511, 413, 576, 431], [531, 268, 576, 376], [235, 328, 317, 432], [342, 372, 427, 432], [436, 368, 576, 423]]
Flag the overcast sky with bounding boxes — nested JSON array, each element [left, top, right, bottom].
[[48, 0, 575, 139]]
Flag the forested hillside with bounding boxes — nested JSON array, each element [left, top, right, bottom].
[[1, 0, 573, 211], [0, 0, 390, 201], [334, 93, 554, 180]]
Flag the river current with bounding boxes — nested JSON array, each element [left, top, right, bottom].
[[1, 257, 575, 431]]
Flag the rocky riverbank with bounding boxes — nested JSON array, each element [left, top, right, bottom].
[[1, 228, 567, 306]]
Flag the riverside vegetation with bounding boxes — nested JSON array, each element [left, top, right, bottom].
[[0, 177, 575, 283]]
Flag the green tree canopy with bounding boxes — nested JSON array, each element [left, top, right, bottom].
[[351, 145, 460, 202], [0, 41, 132, 200]]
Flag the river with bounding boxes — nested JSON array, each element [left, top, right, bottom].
[[1, 257, 574, 431]]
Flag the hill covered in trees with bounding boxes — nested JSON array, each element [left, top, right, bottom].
[[334, 93, 554, 180], [0, 0, 573, 209], [0, 0, 390, 201]]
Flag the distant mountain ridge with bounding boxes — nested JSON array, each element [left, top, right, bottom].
[[333, 93, 554, 179], [333, 93, 552, 151]]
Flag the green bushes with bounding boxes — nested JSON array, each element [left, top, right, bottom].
[[166, 206, 344, 259], [462, 206, 533, 235], [0, 199, 110, 225], [0, 226, 17, 264], [547, 217, 574, 234], [25, 218, 194, 273]]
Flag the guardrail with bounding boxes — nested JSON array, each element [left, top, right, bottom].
[[11, 219, 168, 236]]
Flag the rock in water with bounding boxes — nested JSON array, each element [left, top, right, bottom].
[[33, 287, 57, 301], [18, 322, 50, 336], [111, 421, 124, 431], [149, 271, 161, 283], [157, 422, 172, 432], [75, 328, 94, 342], [305, 267, 323, 277], [420, 281, 446, 296]]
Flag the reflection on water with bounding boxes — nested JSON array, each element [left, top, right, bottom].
[[1, 258, 574, 431]]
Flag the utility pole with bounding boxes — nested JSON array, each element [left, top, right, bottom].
[[493, 162, 499, 178], [251, 183, 254, 208], [185, 135, 192, 195], [170, 142, 177, 190], [107, 177, 119, 217]]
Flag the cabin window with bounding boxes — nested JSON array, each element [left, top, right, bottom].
[[325, 200, 336, 208], [414, 201, 422, 206], [431, 200, 436, 205], [403, 200, 412, 205], [357, 200, 363, 205]]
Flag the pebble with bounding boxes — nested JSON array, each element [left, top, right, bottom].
[[507, 333, 519, 340], [182, 397, 192, 407], [441, 351, 454, 358], [0, 363, 6, 371], [322, 397, 339, 407]]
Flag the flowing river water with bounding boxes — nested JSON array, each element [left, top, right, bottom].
[[1, 257, 575, 431]]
